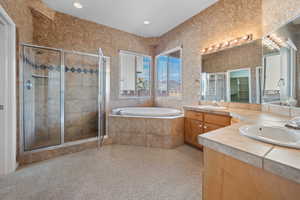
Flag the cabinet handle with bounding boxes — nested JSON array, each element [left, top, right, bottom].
[[204, 126, 208, 129], [199, 124, 202, 128]]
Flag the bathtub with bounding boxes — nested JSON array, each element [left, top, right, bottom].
[[109, 107, 184, 148], [112, 107, 183, 117]]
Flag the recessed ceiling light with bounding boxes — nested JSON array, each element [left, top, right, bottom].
[[73, 2, 83, 9], [144, 21, 151, 25]]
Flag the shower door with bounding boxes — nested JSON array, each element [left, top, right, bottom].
[[22, 44, 108, 152], [22, 46, 62, 151], [64, 52, 99, 143]]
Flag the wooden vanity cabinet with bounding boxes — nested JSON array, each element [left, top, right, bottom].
[[184, 110, 231, 149], [184, 118, 204, 149]]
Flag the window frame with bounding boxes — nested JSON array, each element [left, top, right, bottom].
[[118, 50, 152, 99], [155, 47, 183, 98]]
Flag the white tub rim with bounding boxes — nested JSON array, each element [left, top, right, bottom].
[[110, 107, 183, 118]]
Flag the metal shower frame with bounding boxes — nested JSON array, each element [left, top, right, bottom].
[[19, 43, 110, 154]]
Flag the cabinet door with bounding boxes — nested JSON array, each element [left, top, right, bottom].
[[203, 122, 224, 133], [184, 118, 203, 148]]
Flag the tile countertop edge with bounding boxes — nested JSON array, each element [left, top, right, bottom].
[[184, 105, 300, 184], [264, 157, 300, 184], [199, 136, 263, 168]]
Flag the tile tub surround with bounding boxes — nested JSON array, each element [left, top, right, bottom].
[[185, 105, 300, 184], [109, 115, 184, 149]]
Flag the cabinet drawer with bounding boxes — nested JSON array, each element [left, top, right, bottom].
[[185, 110, 204, 121], [184, 118, 203, 149], [203, 123, 224, 133], [204, 113, 231, 126]]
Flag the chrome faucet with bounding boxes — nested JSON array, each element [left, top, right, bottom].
[[285, 117, 300, 129]]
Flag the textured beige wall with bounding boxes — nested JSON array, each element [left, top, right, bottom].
[[202, 40, 262, 73], [32, 11, 155, 110], [0, 0, 34, 157], [0, 0, 33, 42], [262, 0, 300, 35], [154, 0, 262, 109]]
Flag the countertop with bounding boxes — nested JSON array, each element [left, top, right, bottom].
[[183, 105, 300, 184]]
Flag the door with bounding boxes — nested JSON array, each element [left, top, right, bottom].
[[0, 18, 6, 175], [64, 52, 100, 143], [23, 46, 62, 151], [227, 68, 251, 103], [0, 6, 17, 175]]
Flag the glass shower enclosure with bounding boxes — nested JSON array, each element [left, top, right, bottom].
[[20, 44, 109, 152]]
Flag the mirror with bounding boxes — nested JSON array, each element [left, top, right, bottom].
[[262, 17, 300, 106], [201, 39, 262, 104]]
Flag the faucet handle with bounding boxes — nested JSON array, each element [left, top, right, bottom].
[[286, 117, 300, 129]]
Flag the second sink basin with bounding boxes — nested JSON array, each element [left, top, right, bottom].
[[240, 125, 300, 149]]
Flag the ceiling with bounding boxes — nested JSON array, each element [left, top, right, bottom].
[[42, 0, 218, 37]]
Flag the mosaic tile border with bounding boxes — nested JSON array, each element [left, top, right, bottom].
[[23, 57, 99, 74]]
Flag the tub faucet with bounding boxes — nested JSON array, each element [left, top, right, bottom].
[[285, 117, 300, 129]]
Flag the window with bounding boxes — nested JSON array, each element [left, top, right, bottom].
[[156, 48, 182, 97], [119, 51, 151, 97]]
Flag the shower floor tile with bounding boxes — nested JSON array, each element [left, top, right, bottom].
[[0, 145, 203, 200]]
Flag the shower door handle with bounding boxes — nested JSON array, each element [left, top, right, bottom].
[[25, 80, 33, 90]]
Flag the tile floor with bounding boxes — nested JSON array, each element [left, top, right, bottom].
[[0, 145, 203, 200]]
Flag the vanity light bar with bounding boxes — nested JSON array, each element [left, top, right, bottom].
[[201, 34, 253, 55], [265, 34, 287, 49]]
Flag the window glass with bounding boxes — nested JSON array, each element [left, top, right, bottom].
[[156, 49, 182, 97], [119, 52, 151, 97]]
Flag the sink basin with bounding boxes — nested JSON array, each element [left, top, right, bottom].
[[240, 125, 300, 149], [197, 105, 227, 110]]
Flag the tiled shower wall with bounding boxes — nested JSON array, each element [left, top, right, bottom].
[[23, 49, 100, 148], [64, 53, 99, 142], [23, 49, 61, 150]]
